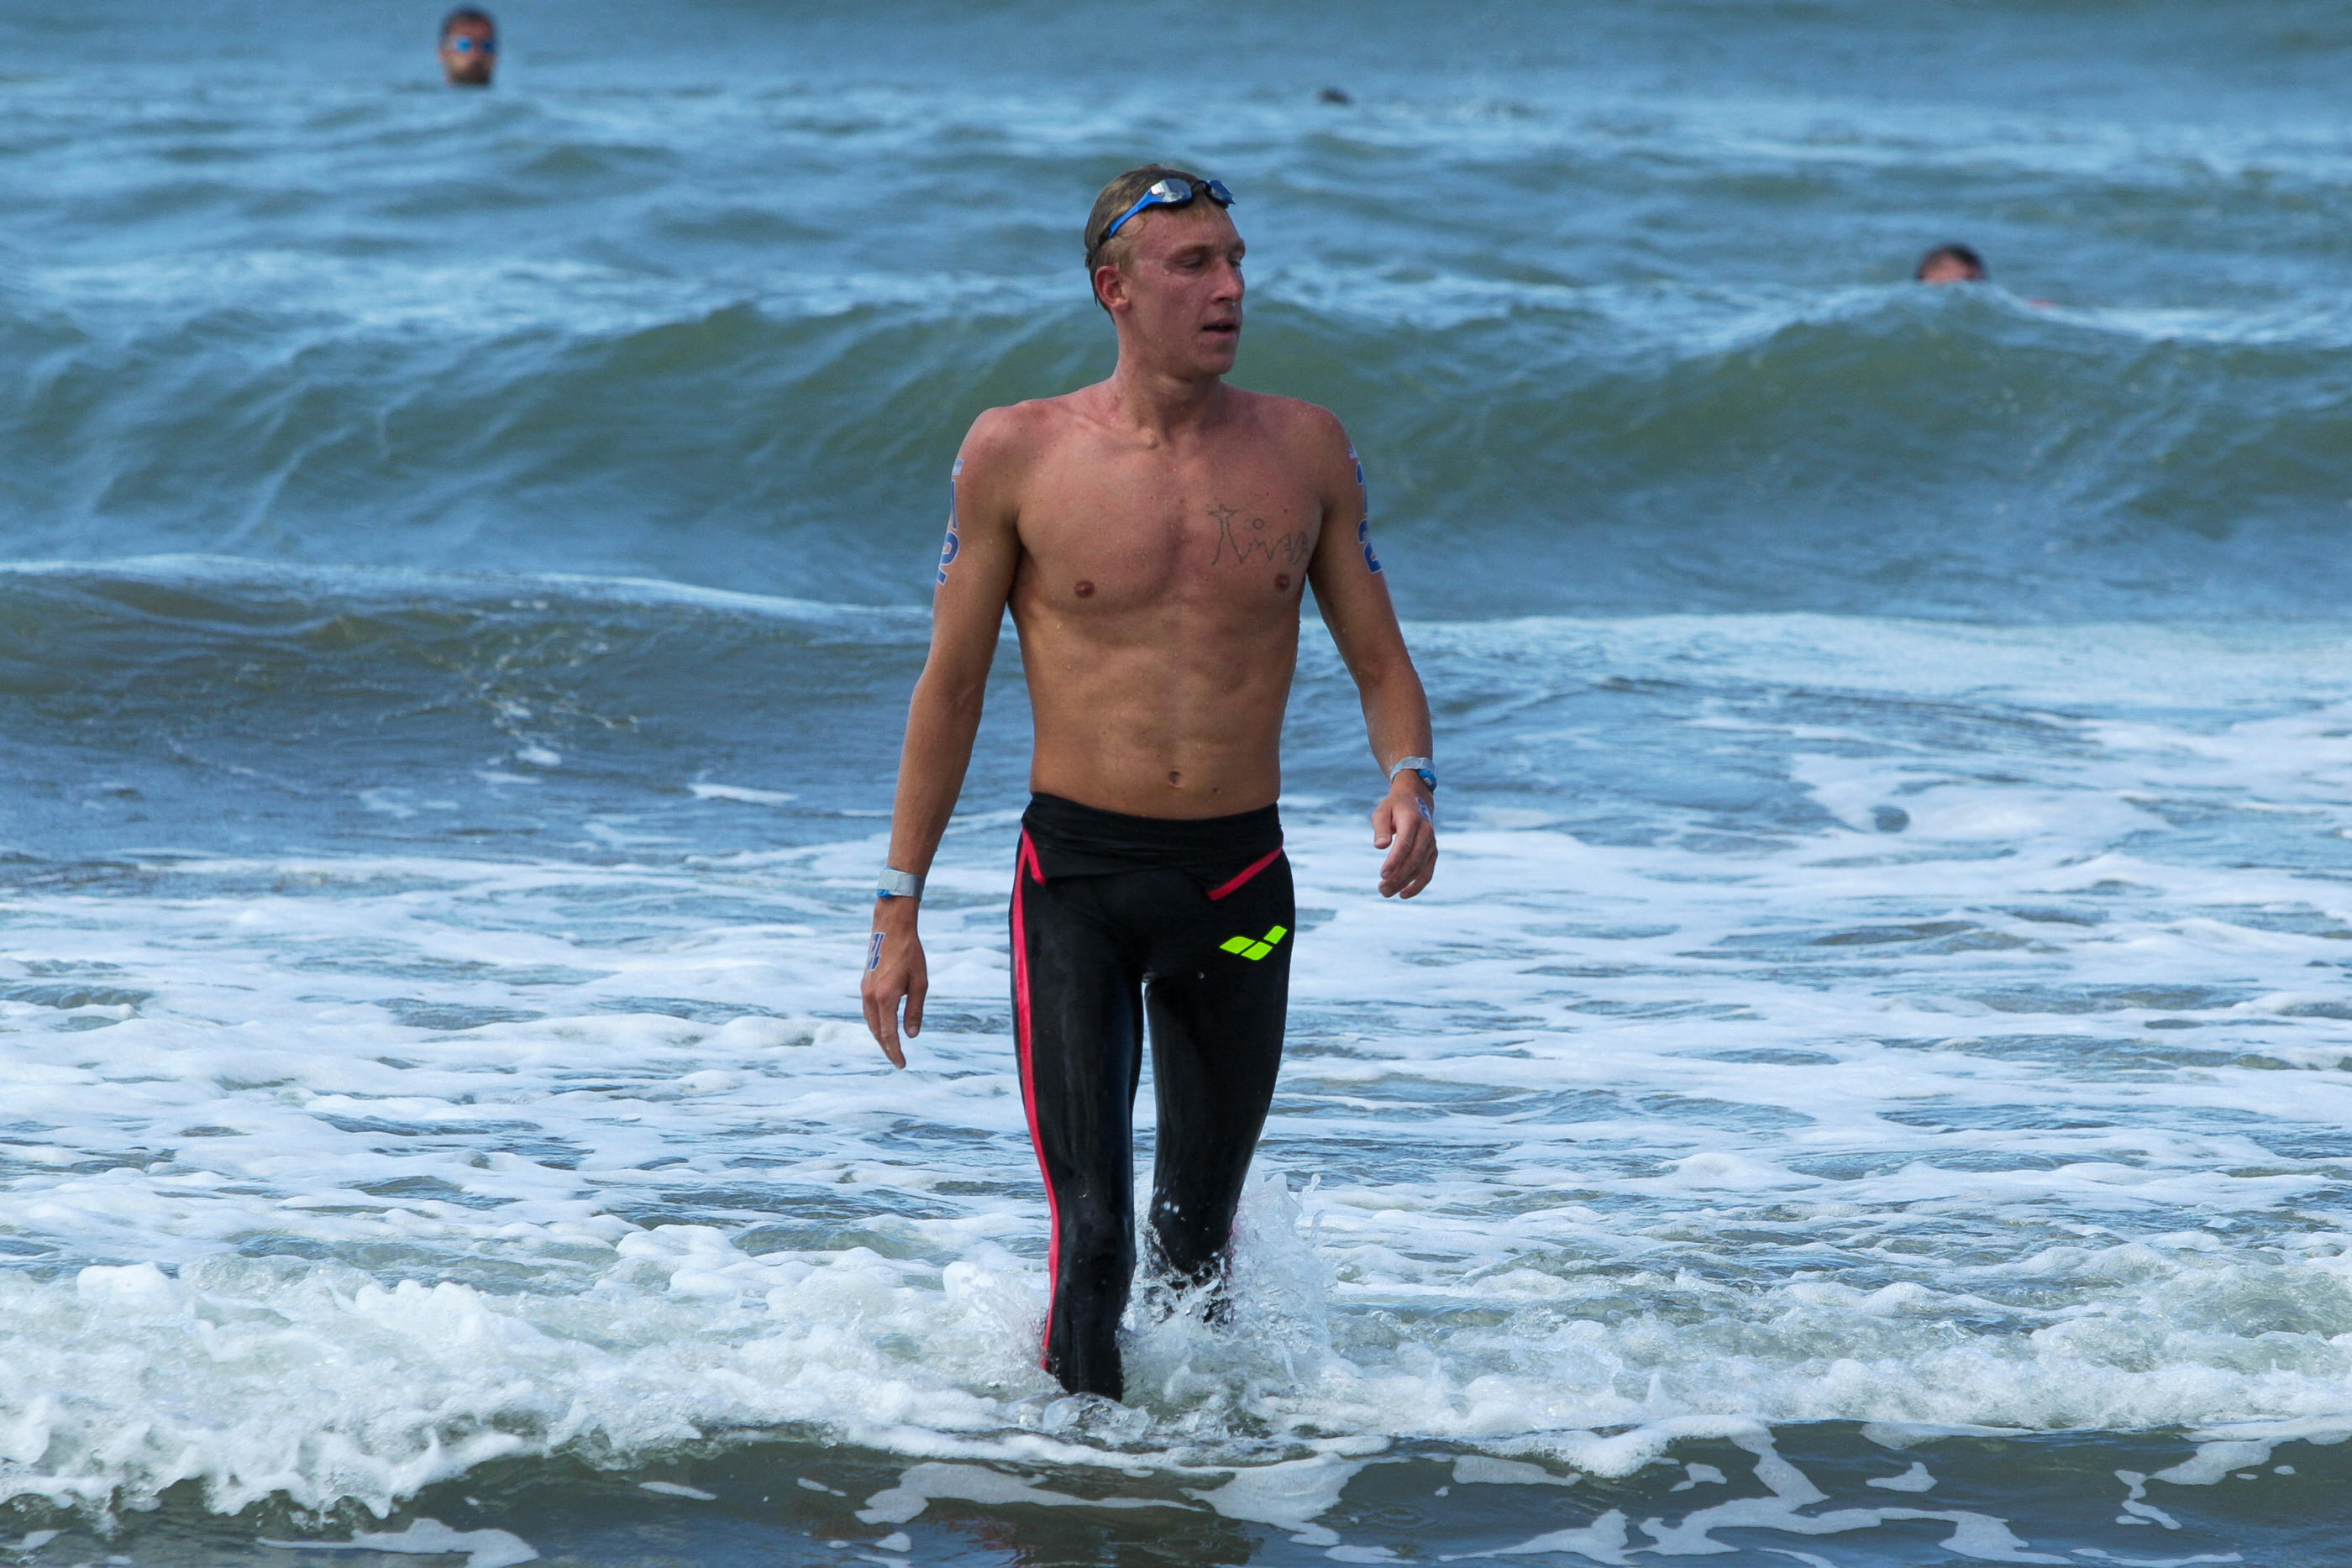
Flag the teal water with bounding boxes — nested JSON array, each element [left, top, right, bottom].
[[4, 3, 2352, 1564]]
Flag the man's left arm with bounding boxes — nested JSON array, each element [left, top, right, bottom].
[[1301, 411, 1437, 899]]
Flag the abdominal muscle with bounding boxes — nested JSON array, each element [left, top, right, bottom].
[[1015, 605, 1299, 821]]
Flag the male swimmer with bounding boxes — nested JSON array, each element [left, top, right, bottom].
[[437, 8, 497, 87], [859, 165, 1439, 1401], [1915, 242, 1987, 284]]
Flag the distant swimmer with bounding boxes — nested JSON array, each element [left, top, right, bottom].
[[859, 165, 1439, 1401], [438, 8, 497, 87], [1915, 242, 1987, 284]]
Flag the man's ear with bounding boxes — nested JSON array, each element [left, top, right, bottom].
[[1094, 261, 1129, 313]]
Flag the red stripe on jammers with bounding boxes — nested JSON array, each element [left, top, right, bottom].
[[1206, 843, 1284, 902], [1010, 831, 1058, 1371]]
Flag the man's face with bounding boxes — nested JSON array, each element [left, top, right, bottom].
[[440, 18, 496, 86], [1100, 202, 1246, 378], [1919, 254, 1983, 285]]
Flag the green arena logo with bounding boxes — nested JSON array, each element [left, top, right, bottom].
[[1219, 925, 1289, 962]]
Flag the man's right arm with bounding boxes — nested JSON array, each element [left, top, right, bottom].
[[860, 411, 1025, 1067]]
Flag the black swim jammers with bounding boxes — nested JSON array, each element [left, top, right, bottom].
[[1010, 791, 1294, 1399]]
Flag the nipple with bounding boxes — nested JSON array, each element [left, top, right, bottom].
[[1074, 579, 1095, 598], [1275, 573, 1291, 591]]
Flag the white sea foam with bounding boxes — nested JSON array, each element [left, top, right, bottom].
[[689, 782, 799, 807], [259, 1518, 537, 1568], [637, 1481, 717, 1500], [1, 617, 2348, 1539], [858, 1463, 1179, 1527]]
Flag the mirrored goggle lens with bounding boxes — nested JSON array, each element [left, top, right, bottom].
[[1101, 176, 1237, 244], [449, 35, 496, 52], [1141, 178, 1234, 208]]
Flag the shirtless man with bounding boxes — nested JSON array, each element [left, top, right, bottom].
[[859, 165, 1438, 1401]]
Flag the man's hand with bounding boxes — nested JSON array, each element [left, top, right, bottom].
[[1372, 780, 1438, 899], [860, 900, 927, 1068]]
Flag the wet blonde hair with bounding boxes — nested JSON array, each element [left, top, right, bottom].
[[1083, 164, 1211, 306]]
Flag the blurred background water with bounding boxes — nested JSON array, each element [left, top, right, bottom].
[[3, 3, 2351, 1564]]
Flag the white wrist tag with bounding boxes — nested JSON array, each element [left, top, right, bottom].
[[876, 867, 924, 900], [1389, 755, 1436, 792]]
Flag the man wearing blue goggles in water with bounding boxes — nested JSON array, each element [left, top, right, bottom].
[[438, 8, 498, 87], [862, 165, 1437, 1402]]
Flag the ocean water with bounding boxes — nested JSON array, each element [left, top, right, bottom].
[[5, 2, 2352, 1564]]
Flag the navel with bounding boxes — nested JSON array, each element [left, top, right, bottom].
[[1074, 579, 1095, 598], [1167, 770, 1182, 786]]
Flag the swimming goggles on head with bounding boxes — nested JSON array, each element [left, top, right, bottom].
[[1099, 177, 1234, 244]]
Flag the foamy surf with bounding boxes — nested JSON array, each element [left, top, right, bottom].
[[9, 0, 2352, 1550], [3, 637, 2350, 1556]]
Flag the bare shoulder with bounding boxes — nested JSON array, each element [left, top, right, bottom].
[[1229, 389, 1347, 448], [958, 398, 1047, 473], [959, 391, 1100, 483], [1228, 390, 1354, 490]]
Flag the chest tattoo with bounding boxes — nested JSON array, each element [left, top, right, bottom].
[[1208, 501, 1312, 568]]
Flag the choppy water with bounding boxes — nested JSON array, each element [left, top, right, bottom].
[[5, 3, 2352, 1564]]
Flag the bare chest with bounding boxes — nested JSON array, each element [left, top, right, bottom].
[[1016, 454, 1322, 616]]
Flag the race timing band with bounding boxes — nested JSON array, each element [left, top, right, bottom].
[[1389, 755, 1436, 793]]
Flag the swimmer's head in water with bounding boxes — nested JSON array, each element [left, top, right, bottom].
[[439, 7, 497, 86], [1916, 243, 1987, 284]]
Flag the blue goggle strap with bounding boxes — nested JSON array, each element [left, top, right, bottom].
[[1100, 179, 1232, 245]]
